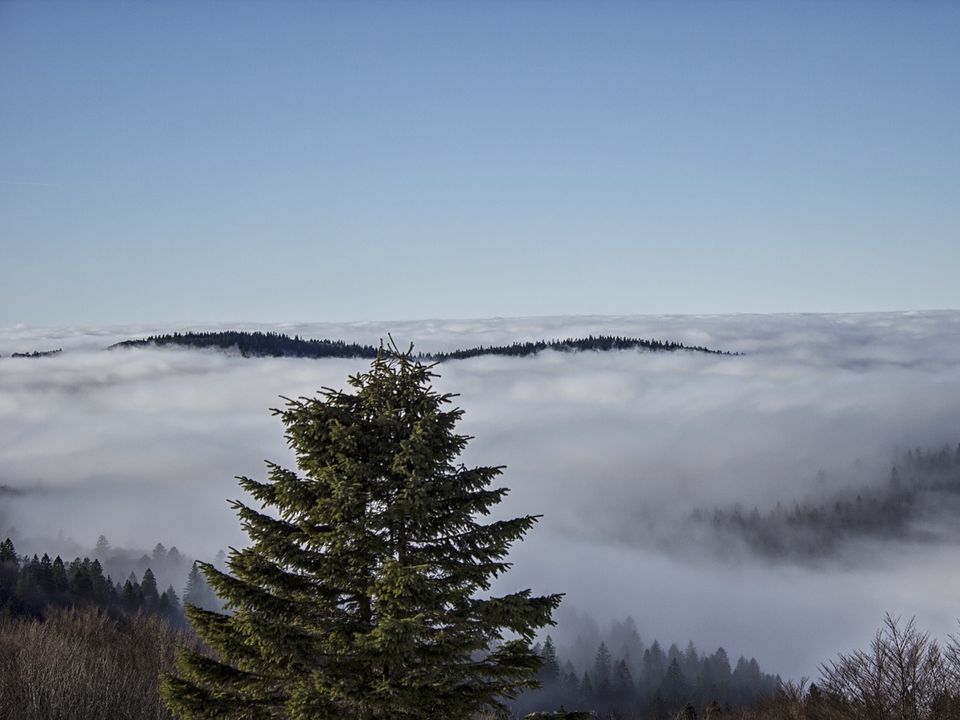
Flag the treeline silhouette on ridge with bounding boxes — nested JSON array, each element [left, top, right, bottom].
[[109, 330, 735, 359]]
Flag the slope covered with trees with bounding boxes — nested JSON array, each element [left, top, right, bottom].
[[428, 335, 734, 360], [0, 537, 220, 623], [110, 331, 379, 359], [700, 443, 960, 561], [516, 620, 780, 719], [109, 330, 734, 360], [4, 348, 62, 358]]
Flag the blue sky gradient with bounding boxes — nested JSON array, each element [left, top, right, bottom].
[[1, 1, 958, 325]]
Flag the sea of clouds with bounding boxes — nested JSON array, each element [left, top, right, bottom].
[[2, 310, 960, 679]]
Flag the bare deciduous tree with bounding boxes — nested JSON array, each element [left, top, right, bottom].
[[0, 607, 195, 720], [819, 615, 958, 720]]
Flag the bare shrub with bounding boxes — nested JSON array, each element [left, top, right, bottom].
[[818, 615, 949, 720], [0, 607, 195, 720]]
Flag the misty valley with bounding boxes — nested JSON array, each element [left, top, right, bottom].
[[3, 313, 960, 719], [5, 0, 958, 715]]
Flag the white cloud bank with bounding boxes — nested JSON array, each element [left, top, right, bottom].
[[2, 311, 960, 679]]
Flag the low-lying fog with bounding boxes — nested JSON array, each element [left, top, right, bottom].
[[3, 311, 960, 680]]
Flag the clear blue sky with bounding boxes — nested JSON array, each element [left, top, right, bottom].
[[1, 1, 958, 326]]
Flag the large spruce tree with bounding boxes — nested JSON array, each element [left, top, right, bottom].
[[162, 345, 561, 719]]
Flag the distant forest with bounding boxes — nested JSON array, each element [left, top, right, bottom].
[[0, 537, 221, 625], [1, 348, 62, 358], [108, 330, 734, 360], [698, 443, 960, 561], [515, 618, 779, 719], [111, 332, 379, 358], [0, 533, 777, 719]]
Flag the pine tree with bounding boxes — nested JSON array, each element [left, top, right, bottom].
[[51, 556, 68, 596], [183, 561, 220, 612], [29, 554, 51, 609], [162, 346, 561, 719], [593, 642, 613, 700], [612, 658, 635, 708], [141, 567, 160, 609], [160, 584, 183, 620], [0, 539, 20, 608], [67, 559, 93, 601], [15, 555, 41, 614], [539, 635, 561, 687], [580, 672, 595, 701], [643, 640, 667, 689], [659, 658, 687, 710], [90, 559, 109, 603], [182, 563, 201, 606], [121, 578, 142, 613]]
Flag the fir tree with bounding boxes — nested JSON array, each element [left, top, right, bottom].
[[612, 658, 635, 707], [660, 658, 687, 710], [182, 563, 201, 605], [15, 556, 41, 614], [539, 635, 561, 687], [160, 584, 183, 621], [141, 567, 160, 609], [183, 561, 220, 612], [51, 556, 68, 596], [162, 345, 561, 719], [593, 642, 613, 700], [0, 539, 19, 608], [121, 578, 142, 613], [68, 558, 93, 599]]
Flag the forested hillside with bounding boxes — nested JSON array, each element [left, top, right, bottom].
[[110, 331, 379, 358], [3, 348, 62, 358], [699, 443, 960, 560], [108, 330, 734, 359], [515, 620, 779, 718], [0, 538, 221, 623]]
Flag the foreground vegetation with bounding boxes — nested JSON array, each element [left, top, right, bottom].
[[161, 346, 561, 719], [0, 607, 188, 720], [735, 615, 960, 720], [1, 610, 958, 719]]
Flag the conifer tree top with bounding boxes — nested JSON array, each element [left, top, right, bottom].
[[162, 342, 562, 720]]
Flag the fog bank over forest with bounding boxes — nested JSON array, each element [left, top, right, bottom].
[[3, 310, 960, 680]]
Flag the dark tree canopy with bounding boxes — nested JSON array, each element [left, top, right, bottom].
[[0, 538, 185, 624], [162, 345, 562, 719], [109, 330, 734, 361]]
